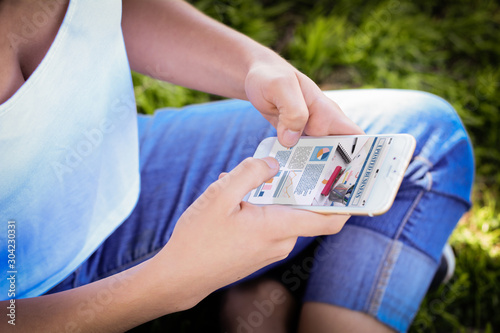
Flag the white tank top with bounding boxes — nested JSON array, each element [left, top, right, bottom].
[[0, 0, 140, 299]]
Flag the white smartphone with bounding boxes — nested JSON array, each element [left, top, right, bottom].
[[245, 134, 416, 216]]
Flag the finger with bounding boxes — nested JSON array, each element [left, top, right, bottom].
[[304, 96, 365, 136], [298, 74, 364, 136], [218, 172, 228, 180], [215, 157, 279, 207], [272, 73, 310, 147], [264, 205, 350, 237]]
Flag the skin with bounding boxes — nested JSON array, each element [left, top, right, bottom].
[[0, 0, 393, 332], [221, 278, 297, 333]]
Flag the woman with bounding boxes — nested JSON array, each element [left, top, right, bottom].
[[0, 0, 474, 332]]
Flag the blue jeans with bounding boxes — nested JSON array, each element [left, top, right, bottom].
[[47, 89, 474, 332]]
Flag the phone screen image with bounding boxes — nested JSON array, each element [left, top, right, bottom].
[[248, 136, 395, 208]]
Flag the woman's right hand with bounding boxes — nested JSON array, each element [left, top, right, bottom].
[[153, 157, 350, 308]]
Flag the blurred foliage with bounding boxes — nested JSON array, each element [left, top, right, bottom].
[[131, 0, 500, 331], [284, 0, 500, 187], [192, 0, 291, 46], [132, 73, 211, 114]]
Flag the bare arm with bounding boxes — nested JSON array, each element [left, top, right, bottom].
[[121, 0, 363, 148], [0, 256, 206, 332], [121, 0, 267, 100]]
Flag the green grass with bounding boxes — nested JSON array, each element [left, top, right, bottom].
[[131, 0, 500, 331]]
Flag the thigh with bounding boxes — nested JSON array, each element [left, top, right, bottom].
[[302, 89, 474, 332], [325, 89, 473, 260]]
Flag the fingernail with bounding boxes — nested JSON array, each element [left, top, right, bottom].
[[261, 157, 278, 169], [283, 129, 301, 147]]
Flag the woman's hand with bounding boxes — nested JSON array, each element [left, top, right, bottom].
[[154, 157, 350, 305], [245, 60, 364, 147]]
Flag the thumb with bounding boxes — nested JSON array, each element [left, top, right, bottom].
[[216, 157, 279, 207], [275, 78, 309, 148]]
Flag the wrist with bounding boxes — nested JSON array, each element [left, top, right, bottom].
[[147, 248, 209, 313]]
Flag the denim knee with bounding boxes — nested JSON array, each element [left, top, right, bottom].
[[326, 89, 474, 203]]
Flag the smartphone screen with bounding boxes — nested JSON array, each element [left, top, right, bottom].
[[247, 135, 415, 214]]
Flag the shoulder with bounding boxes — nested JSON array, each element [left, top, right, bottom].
[[0, 0, 68, 104]]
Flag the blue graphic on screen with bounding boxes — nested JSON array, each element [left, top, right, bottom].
[[310, 146, 333, 162]]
